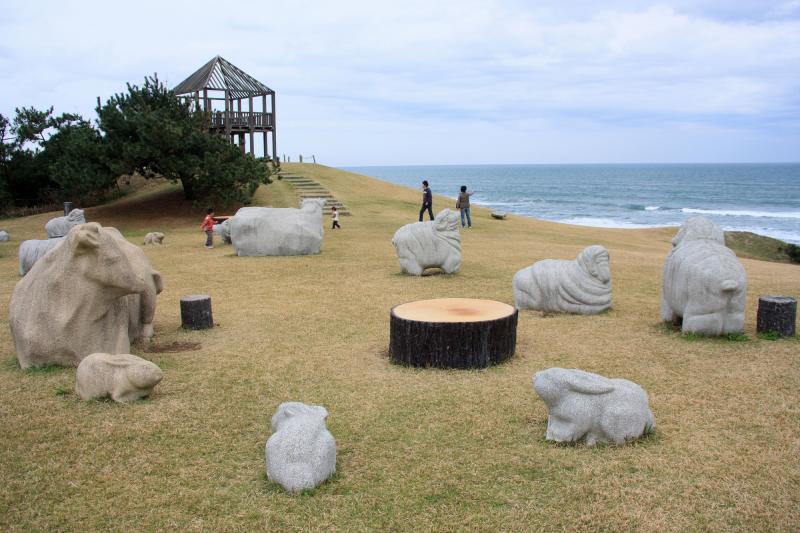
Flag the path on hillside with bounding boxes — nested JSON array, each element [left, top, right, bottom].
[[278, 170, 351, 216]]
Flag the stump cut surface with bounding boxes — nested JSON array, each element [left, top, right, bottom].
[[392, 298, 514, 323]]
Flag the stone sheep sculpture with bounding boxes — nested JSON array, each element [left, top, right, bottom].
[[662, 217, 747, 335], [45, 208, 85, 238], [391, 208, 461, 275], [513, 245, 612, 314], [76, 353, 164, 403], [230, 198, 326, 256], [10, 222, 163, 369], [18, 237, 63, 276], [266, 402, 337, 493], [143, 232, 165, 245], [212, 219, 231, 244], [0, 230, 9, 241], [533, 368, 655, 446]]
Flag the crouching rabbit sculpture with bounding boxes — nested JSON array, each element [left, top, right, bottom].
[[533, 368, 655, 446], [266, 402, 337, 493], [391, 208, 461, 275], [76, 353, 163, 403]]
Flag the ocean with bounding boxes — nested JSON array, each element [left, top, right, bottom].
[[343, 163, 800, 244]]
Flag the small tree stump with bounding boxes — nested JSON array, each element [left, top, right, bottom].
[[63, 202, 74, 216], [389, 298, 517, 369], [757, 296, 796, 337], [181, 295, 214, 330]]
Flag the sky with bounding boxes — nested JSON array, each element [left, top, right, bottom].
[[1, 0, 799, 166]]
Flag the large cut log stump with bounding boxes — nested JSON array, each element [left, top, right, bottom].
[[390, 298, 518, 369], [757, 296, 796, 337], [181, 295, 214, 330]]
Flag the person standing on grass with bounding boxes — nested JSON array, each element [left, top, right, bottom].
[[419, 180, 433, 221], [200, 208, 215, 249], [331, 206, 341, 229], [456, 185, 474, 228]]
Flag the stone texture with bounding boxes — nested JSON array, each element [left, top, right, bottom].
[[662, 217, 747, 335], [45, 208, 85, 238], [533, 367, 655, 446], [491, 211, 507, 220], [10, 222, 163, 368], [18, 238, 64, 276], [266, 402, 336, 493], [212, 219, 232, 244], [75, 353, 163, 403], [143, 232, 165, 245], [513, 245, 612, 314], [391, 209, 461, 275], [230, 199, 326, 256], [0, 230, 9, 241]]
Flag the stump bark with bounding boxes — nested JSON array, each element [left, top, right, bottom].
[[181, 295, 214, 330], [389, 298, 517, 369], [756, 296, 796, 337], [63, 202, 74, 216]]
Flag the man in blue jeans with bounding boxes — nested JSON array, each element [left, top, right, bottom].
[[419, 180, 433, 221], [456, 185, 473, 228]]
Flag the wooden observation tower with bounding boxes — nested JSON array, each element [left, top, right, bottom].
[[174, 56, 277, 161]]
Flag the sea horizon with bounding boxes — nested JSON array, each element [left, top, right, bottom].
[[342, 162, 800, 244]]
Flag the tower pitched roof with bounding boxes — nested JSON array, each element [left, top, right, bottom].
[[173, 56, 273, 99]]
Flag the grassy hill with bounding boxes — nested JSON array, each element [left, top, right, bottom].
[[0, 163, 798, 531]]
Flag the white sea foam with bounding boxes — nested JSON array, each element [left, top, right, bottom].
[[682, 208, 800, 219], [645, 206, 660, 211], [554, 217, 678, 229]]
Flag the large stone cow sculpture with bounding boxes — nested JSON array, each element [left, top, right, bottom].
[[9, 222, 163, 369], [512, 245, 612, 314], [230, 199, 326, 256], [391, 209, 461, 275], [45, 208, 86, 238], [661, 217, 747, 335]]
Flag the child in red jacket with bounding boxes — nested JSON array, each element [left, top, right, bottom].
[[201, 208, 215, 248]]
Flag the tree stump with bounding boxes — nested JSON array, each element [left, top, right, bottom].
[[63, 202, 74, 216], [180, 295, 214, 330], [389, 298, 517, 369], [757, 296, 796, 337]]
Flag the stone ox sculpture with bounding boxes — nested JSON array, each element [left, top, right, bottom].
[[212, 219, 231, 244], [143, 232, 165, 245], [76, 353, 164, 403], [391, 208, 461, 275], [10, 222, 163, 369], [230, 199, 326, 256], [513, 245, 612, 314], [661, 216, 747, 335], [266, 402, 337, 493], [45, 208, 86, 238], [533, 368, 655, 446], [18, 237, 63, 276]]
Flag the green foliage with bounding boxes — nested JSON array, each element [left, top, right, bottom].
[[97, 75, 270, 204], [757, 330, 781, 341], [783, 243, 800, 263]]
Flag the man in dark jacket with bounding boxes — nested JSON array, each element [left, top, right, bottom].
[[419, 180, 433, 221]]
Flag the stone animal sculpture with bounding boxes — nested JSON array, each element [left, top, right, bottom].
[[661, 216, 747, 335], [10, 222, 163, 369], [45, 208, 85, 238], [266, 402, 337, 493], [513, 245, 612, 314], [143, 232, 165, 245], [391, 208, 461, 275], [533, 367, 655, 446], [230, 198, 326, 256], [0, 230, 9, 241], [75, 353, 163, 403], [212, 219, 231, 244], [18, 237, 63, 275]]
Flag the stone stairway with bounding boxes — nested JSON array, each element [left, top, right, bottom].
[[279, 172, 351, 216]]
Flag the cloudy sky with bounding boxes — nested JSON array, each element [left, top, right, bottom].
[[1, 0, 798, 165]]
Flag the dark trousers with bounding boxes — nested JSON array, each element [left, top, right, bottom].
[[419, 203, 433, 221], [332, 220, 341, 229], [205, 230, 213, 246]]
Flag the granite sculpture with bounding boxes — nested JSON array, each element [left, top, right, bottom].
[[533, 367, 655, 446], [10, 222, 163, 368], [18, 237, 64, 276], [143, 232, 165, 245], [212, 219, 231, 244], [513, 245, 612, 314], [45, 208, 85, 238], [75, 353, 163, 403], [266, 402, 337, 493], [662, 217, 747, 335], [230, 199, 326, 256], [0, 230, 9, 241], [391, 208, 461, 275]]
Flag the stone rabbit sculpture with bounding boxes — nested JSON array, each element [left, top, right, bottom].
[[143, 232, 165, 245], [533, 368, 655, 446], [45, 208, 86, 238], [391, 208, 461, 275], [513, 245, 612, 314], [10, 223, 163, 368], [266, 402, 337, 493], [75, 353, 164, 403], [661, 217, 747, 335]]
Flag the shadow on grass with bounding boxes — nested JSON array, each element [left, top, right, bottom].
[[656, 321, 751, 342], [3, 356, 72, 375]]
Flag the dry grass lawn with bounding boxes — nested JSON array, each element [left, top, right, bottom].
[[0, 163, 798, 531]]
